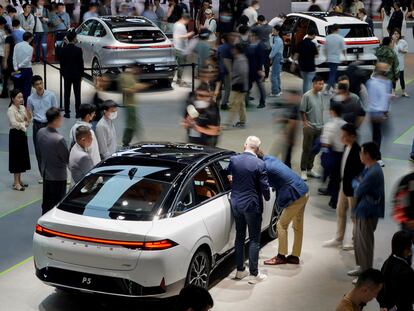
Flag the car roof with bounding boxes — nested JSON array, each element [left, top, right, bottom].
[[98, 15, 155, 29], [288, 12, 368, 26], [100, 142, 234, 168]]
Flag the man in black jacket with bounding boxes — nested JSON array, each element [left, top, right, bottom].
[[323, 123, 365, 250], [60, 29, 84, 119], [377, 230, 414, 311]]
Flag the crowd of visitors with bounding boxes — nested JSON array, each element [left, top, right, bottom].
[[1, 0, 413, 310]]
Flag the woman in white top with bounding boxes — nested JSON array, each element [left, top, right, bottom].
[[203, 9, 217, 46], [7, 89, 31, 191], [381, 5, 393, 38], [392, 28, 409, 97]]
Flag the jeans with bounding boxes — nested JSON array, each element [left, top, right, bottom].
[[233, 209, 262, 276], [300, 71, 315, 94], [246, 77, 266, 106], [327, 62, 339, 90], [271, 60, 281, 95], [34, 32, 47, 62]]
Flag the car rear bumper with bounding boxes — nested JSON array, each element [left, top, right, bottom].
[[36, 266, 185, 298], [315, 64, 375, 72]]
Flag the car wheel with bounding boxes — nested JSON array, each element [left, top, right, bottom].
[[158, 79, 172, 89], [267, 202, 282, 240], [185, 249, 211, 289], [92, 58, 102, 78]]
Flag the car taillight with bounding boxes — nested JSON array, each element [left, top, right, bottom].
[[345, 39, 380, 45], [102, 45, 141, 50], [35, 224, 178, 250], [317, 39, 325, 45], [149, 44, 173, 49]]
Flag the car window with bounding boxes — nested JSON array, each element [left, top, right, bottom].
[[58, 173, 170, 220], [213, 158, 231, 192], [281, 16, 298, 34], [327, 24, 373, 37], [112, 29, 165, 44], [175, 166, 220, 213], [93, 22, 107, 37], [77, 19, 95, 36]]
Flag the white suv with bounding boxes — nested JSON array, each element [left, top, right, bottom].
[[280, 12, 380, 75]]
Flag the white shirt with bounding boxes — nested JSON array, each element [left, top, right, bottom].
[[394, 39, 408, 71], [35, 7, 44, 33], [242, 6, 258, 26], [269, 17, 284, 27], [95, 117, 117, 160], [204, 17, 217, 42], [173, 22, 188, 53], [13, 41, 33, 71], [320, 117, 346, 152], [70, 121, 101, 165], [341, 145, 351, 178]]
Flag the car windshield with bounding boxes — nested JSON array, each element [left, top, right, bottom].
[[328, 24, 373, 38], [58, 169, 171, 220], [113, 29, 165, 44]]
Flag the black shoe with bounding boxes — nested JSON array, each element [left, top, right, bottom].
[[318, 188, 330, 196], [234, 122, 245, 128], [257, 104, 266, 109], [63, 113, 70, 119], [328, 201, 336, 209], [220, 104, 229, 110]]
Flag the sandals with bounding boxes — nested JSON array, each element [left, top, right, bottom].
[[13, 184, 25, 191]]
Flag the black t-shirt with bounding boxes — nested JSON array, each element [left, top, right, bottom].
[[5, 35, 15, 68], [331, 93, 365, 126], [297, 38, 318, 72], [167, 5, 183, 23]]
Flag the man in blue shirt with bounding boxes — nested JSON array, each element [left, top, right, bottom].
[[269, 25, 283, 98], [261, 154, 309, 266], [228, 136, 270, 284], [348, 142, 385, 278]]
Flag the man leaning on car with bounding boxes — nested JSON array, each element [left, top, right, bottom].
[[228, 136, 270, 284]]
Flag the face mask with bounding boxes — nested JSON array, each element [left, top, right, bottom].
[[334, 95, 346, 102], [194, 100, 209, 109], [108, 111, 117, 120]]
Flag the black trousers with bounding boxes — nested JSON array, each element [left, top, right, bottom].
[[42, 180, 66, 215], [264, 48, 271, 79], [33, 120, 47, 172], [327, 151, 343, 208], [64, 77, 81, 116]]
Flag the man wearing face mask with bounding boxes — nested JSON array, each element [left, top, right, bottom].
[[377, 231, 414, 311], [182, 84, 220, 146], [69, 103, 101, 165], [95, 100, 118, 160], [69, 126, 94, 184]]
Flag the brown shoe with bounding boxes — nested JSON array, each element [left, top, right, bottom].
[[264, 256, 287, 265], [286, 255, 300, 265]]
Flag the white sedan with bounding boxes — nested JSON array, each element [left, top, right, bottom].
[[33, 143, 279, 298]]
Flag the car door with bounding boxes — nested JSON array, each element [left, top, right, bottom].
[[176, 165, 231, 255], [211, 157, 235, 253], [280, 16, 298, 60], [88, 20, 107, 67], [76, 19, 95, 67]]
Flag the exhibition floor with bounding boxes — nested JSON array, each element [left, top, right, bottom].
[[0, 64, 412, 310]]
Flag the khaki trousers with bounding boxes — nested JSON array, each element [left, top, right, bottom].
[[336, 186, 356, 242], [277, 193, 309, 257], [225, 90, 246, 125]]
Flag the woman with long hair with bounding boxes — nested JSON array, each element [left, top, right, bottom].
[[7, 89, 31, 191], [392, 28, 409, 97]]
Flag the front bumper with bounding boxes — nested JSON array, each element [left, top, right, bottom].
[[36, 266, 185, 298]]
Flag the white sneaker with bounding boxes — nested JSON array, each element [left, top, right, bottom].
[[377, 160, 385, 167], [352, 278, 358, 285], [235, 269, 249, 280], [347, 268, 362, 277], [342, 243, 354, 251], [248, 272, 267, 284], [322, 238, 342, 248], [307, 169, 321, 178], [301, 171, 308, 181], [38, 179, 43, 184]]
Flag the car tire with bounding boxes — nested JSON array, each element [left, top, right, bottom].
[[185, 248, 211, 289], [158, 79, 172, 89], [92, 58, 102, 78], [267, 202, 282, 240]]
